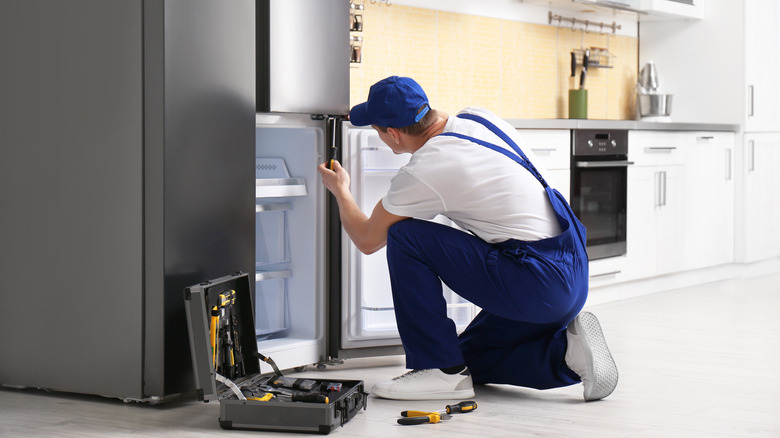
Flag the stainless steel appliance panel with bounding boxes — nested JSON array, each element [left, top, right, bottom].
[[258, 0, 350, 114], [0, 0, 255, 401], [571, 130, 631, 260], [0, 0, 145, 399]]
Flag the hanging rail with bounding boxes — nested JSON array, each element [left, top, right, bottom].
[[548, 11, 621, 35]]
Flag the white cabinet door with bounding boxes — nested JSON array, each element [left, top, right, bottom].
[[745, 0, 780, 132], [625, 131, 687, 280], [683, 132, 736, 269], [516, 129, 571, 200], [742, 133, 780, 262], [626, 164, 685, 279]]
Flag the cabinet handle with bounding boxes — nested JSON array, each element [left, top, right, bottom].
[[645, 146, 677, 152], [748, 140, 755, 172], [748, 85, 755, 117], [655, 171, 661, 207], [590, 270, 621, 279], [697, 136, 714, 141], [531, 148, 557, 153], [660, 171, 667, 207], [725, 148, 732, 181], [576, 160, 634, 168]]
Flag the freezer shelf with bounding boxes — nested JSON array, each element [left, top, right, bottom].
[[361, 302, 476, 332]]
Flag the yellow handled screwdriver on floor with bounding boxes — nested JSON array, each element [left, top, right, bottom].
[[397, 401, 478, 425]]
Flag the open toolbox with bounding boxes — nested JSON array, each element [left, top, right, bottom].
[[184, 272, 368, 434]]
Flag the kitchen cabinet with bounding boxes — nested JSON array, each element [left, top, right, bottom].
[[625, 131, 686, 280], [745, 0, 780, 132], [638, 0, 705, 20], [682, 132, 735, 270], [742, 133, 780, 262], [516, 129, 571, 201]]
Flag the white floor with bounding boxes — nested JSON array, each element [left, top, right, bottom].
[[2, 273, 779, 437]]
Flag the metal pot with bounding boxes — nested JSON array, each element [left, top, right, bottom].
[[638, 93, 673, 117]]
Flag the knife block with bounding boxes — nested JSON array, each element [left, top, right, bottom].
[[569, 89, 588, 119]]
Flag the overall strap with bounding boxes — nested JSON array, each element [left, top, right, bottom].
[[438, 113, 548, 188]]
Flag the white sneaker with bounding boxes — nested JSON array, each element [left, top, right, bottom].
[[565, 312, 619, 401], [371, 368, 475, 400]]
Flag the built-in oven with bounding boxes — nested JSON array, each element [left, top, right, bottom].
[[570, 129, 632, 260]]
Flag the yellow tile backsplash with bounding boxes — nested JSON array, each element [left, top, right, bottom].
[[350, 3, 638, 120]]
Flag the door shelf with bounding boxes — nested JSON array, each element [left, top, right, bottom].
[[256, 203, 291, 268], [255, 270, 292, 341], [255, 178, 307, 198]]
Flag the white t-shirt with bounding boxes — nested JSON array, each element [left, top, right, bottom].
[[382, 107, 562, 243]]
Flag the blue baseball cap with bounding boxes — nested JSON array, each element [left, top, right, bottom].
[[349, 76, 430, 128]]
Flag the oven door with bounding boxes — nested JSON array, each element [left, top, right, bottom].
[[571, 158, 632, 260]]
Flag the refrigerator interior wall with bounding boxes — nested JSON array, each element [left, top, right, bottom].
[[340, 125, 478, 351], [254, 114, 326, 373]]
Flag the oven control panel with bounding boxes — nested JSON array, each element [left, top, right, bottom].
[[572, 129, 628, 156]]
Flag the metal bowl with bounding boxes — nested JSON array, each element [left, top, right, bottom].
[[638, 93, 673, 117]]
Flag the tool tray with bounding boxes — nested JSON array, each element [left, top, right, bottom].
[[184, 272, 367, 434]]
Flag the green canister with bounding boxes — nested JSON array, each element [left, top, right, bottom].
[[569, 89, 588, 119]]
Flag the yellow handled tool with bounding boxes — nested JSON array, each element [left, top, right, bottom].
[[397, 411, 447, 425], [446, 400, 478, 414], [247, 393, 274, 402], [398, 400, 477, 425], [210, 306, 219, 368]]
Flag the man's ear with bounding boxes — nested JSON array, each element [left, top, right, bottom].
[[387, 127, 401, 144]]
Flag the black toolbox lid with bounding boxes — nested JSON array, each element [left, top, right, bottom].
[[183, 272, 260, 401]]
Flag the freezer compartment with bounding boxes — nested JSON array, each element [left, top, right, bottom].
[[339, 125, 478, 351]]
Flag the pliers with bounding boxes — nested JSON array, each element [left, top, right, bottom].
[[397, 410, 452, 425], [397, 401, 478, 425]]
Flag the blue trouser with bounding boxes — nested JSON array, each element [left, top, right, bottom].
[[386, 216, 587, 390], [385, 113, 589, 390]]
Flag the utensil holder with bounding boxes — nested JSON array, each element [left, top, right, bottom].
[[569, 89, 588, 119]]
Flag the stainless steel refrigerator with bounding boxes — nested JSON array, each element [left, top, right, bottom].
[[0, 0, 255, 402], [0, 0, 477, 400]]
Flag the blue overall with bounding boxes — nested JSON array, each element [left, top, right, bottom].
[[385, 113, 589, 390]]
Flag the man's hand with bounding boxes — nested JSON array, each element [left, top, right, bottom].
[[317, 159, 408, 255], [317, 159, 350, 199]]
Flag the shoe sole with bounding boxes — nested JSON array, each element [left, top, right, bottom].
[[574, 312, 618, 401], [371, 387, 475, 401]]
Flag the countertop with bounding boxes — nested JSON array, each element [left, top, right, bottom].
[[507, 118, 739, 132]]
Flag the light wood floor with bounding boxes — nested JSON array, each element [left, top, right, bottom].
[[2, 273, 779, 437]]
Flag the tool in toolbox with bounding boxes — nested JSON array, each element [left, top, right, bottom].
[[397, 401, 478, 425]]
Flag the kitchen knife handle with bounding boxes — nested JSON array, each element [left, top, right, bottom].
[[580, 49, 589, 88], [571, 51, 577, 77]]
